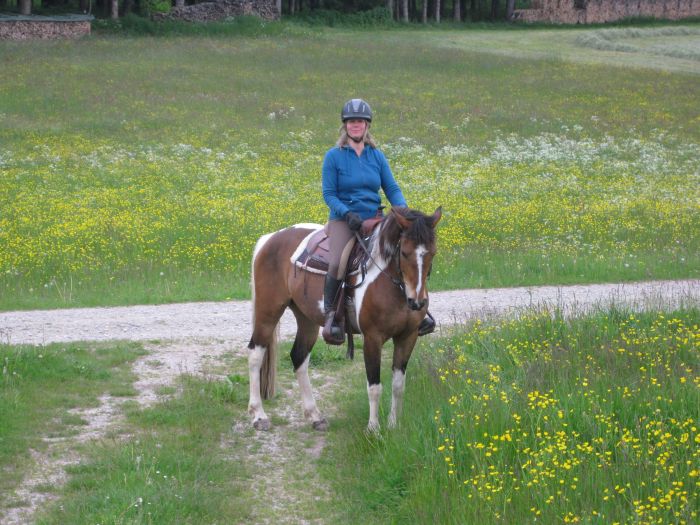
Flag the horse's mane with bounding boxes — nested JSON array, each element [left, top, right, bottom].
[[376, 207, 437, 261]]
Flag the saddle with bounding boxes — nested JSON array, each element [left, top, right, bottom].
[[291, 217, 383, 277], [290, 216, 383, 359]]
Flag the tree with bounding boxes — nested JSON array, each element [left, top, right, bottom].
[[434, 0, 440, 22], [490, 0, 499, 19], [401, 0, 408, 22], [111, 0, 118, 19], [454, 0, 461, 21], [506, 0, 515, 20], [422, 0, 427, 23], [19, 0, 31, 15]]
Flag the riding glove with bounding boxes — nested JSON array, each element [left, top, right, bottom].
[[345, 212, 363, 232]]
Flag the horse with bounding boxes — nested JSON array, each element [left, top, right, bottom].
[[246, 206, 442, 432]]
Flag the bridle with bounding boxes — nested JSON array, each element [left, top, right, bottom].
[[349, 231, 406, 293]]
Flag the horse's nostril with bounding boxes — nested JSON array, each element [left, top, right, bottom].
[[407, 298, 423, 311]]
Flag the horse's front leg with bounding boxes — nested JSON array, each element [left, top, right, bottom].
[[388, 332, 418, 428], [363, 334, 384, 433]]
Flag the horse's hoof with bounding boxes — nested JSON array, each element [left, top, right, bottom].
[[253, 418, 271, 431], [365, 422, 381, 435], [312, 418, 329, 432]]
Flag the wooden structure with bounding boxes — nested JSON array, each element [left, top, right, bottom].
[[514, 0, 700, 24], [0, 14, 93, 39]]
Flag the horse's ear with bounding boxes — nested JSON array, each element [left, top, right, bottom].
[[431, 206, 443, 227], [392, 207, 412, 230]]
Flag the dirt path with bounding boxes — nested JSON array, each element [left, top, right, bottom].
[[0, 279, 698, 524]]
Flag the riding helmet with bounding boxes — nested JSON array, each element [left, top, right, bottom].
[[341, 99, 372, 122]]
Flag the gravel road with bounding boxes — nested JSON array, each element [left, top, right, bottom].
[[1, 279, 698, 346]]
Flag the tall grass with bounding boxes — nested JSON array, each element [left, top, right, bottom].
[[575, 26, 700, 60], [1, 29, 698, 309], [322, 307, 699, 524], [92, 13, 295, 37]]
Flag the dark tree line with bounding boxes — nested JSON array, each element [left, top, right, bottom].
[[2, 0, 522, 21], [284, 0, 518, 21]]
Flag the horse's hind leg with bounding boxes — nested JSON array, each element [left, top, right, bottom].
[[290, 305, 328, 431], [248, 342, 271, 431], [248, 302, 286, 431]]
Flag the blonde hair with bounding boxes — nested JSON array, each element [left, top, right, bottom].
[[336, 122, 377, 149]]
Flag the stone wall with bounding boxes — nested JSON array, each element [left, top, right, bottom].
[[514, 0, 700, 24], [153, 0, 279, 22], [0, 15, 92, 40]]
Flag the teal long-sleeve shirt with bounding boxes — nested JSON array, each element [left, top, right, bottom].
[[321, 145, 407, 221]]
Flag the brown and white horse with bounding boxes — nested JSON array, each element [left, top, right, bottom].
[[246, 206, 441, 432]]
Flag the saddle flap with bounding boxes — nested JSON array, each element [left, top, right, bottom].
[[291, 228, 332, 274]]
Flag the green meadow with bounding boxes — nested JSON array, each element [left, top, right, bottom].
[[324, 307, 700, 525], [1, 24, 698, 310], [2, 307, 697, 524]]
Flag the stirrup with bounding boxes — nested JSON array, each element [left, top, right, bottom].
[[418, 311, 436, 336], [322, 311, 345, 345]]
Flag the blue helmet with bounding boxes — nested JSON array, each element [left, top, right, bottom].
[[341, 98, 372, 122]]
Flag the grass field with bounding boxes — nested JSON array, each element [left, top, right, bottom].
[[323, 307, 700, 524], [2, 306, 696, 524], [1, 24, 698, 309]]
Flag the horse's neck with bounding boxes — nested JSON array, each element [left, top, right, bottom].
[[367, 223, 395, 272]]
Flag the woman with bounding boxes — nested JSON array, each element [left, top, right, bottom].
[[321, 98, 435, 344]]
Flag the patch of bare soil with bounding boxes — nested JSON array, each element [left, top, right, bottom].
[[2, 393, 126, 525], [0, 279, 697, 524]]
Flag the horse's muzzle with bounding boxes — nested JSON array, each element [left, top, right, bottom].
[[407, 298, 426, 311]]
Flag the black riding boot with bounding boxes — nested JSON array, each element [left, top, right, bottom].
[[418, 310, 436, 336], [322, 275, 345, 345]]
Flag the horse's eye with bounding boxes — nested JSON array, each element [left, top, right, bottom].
[[401, 251, 409, 259]]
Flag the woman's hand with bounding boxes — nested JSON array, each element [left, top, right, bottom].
[[345, 212, 363, 232]]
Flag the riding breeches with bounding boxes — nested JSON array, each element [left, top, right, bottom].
[[326, 219, 357, 279]]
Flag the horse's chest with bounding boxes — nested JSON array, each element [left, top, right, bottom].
[[353, 271, 410, 335]]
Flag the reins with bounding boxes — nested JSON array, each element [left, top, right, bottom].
[[348, 231, 405, 293]]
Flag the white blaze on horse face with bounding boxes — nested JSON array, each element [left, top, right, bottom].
[[248, 345, 268, 423], [414, 244, 428, 298], [367, 382, 382, 432]]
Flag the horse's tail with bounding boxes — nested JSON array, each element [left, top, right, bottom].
[[260, 323, 278, 400], [251, 232, 278, 400]]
